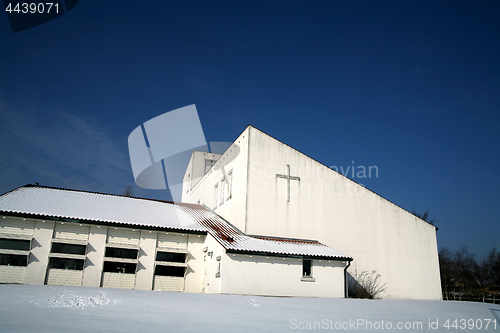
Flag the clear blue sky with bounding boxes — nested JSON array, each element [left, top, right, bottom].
[[1, 1, 499, 257]]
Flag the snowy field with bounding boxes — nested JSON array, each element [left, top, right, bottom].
[[0, 285, 499, 333]]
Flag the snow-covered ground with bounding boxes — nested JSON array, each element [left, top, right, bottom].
[[0, 285, 499, 332]]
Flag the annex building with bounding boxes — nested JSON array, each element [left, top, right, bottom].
[[0, 184, 350, 297]]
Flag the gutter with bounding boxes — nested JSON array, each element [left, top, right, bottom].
[[344, 260, 352, 298]]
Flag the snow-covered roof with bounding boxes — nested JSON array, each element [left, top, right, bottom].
[[0, 185, 206, 232], [177, 203, 352, 260], [0, 185, 351, 260]]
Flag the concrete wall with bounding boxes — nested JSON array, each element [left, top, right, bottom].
[[244, 126, 442, 299], [82, 225, 107, 287], [222, 253, 347, 298], [25, 219, 53, 285], [184, 233, 206, 293], [182, 128, 250, 232], [2, 215, 206, 292]]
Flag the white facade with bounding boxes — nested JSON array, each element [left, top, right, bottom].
[[0, 215, 205, 292], [183, 126, 442, 300], [0, 185, 349, 298]]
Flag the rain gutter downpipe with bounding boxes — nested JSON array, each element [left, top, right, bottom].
[[344, 260, 352, 298]]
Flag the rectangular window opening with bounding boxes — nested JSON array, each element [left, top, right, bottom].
[[105, 247, 138, 259], [227, 171, 232, 200], [213, 183, 218, 209], [156, 252, 186, 263], [48, 257, 84, 270], [303, 259, 312, 277], [51, 243, 87, 255], [103, 261, 137, 274], [0, 238, 31, 251], [0, 253, 28, 266], [154, 265, 185, 277]]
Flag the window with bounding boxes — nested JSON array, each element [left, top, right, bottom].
[[303, 259, 312, 277], [0, 254, 28, 266], [205, 159, 215, 173], [48, 257, 84, 270], [220, 177, 225, 205], [156, 252, 186, 263], [103, 261, 136, 274], [105, 247, 138, 260], [213, 183, 218, 209], [51, 243, 86, 255], [227, 170, 232, 200], [0, 238, 30, 251], [154, 265, 185, 277]]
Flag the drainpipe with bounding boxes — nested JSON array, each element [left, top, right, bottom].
[[344, 260, 352, 298]]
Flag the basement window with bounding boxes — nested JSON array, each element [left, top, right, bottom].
[[103, 261, 137, 274], [156, 252, 186, 263], [48, 257, 84, 270], [105, 247, 138, 260], [0, 238, 30, 251], [0, 254, 28, 266], [154, 265, 185, 277], [51, 243, 86, 255]]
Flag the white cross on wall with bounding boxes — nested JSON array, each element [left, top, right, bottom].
[[276, 164, 300, 202]]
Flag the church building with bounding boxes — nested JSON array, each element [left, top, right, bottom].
[[182, 125, 442, 300], [0, 125, 441, 299]]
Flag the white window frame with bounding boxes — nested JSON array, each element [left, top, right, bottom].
[[220, 177, 225, 206], [226, 170, 232, 200], [213, 183, 218, 209]]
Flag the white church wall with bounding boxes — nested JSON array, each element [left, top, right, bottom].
[[244, 127, 441, 300], [221, 253, 346, 298], [182, 128, 251, 232]]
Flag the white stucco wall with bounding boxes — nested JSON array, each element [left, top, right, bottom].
[[135, 230, 157, 290], [201, 234, 225, 294], [182, 128, 251, 232], [82, 224, 107, 287], [25, 219, 53, 285], [244, 126, 442, 299], [184, 233, 206, 293], [221, 253, 346, 298]]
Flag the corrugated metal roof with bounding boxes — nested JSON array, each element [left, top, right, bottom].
[[0, 185, 206, 232], [175, 204, 352, 260], [0, 185, 351, 260]]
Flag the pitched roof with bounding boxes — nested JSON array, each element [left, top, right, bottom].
[[176, 203, 352, 260], [0, 184, 206, 232], [0, 185, 351, 260]]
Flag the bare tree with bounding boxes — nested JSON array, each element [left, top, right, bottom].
[[122, 185, 135, 197], [348, 269, 387, 299], [411, 209, 437, 225]]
